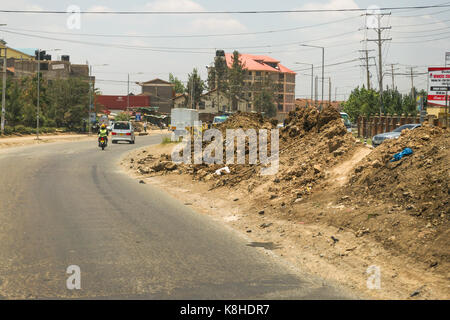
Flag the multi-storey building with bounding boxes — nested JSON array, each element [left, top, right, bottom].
[[223, 52, 296, 120]]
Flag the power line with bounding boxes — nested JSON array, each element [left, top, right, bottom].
[[0, 16, 360, 39], [1, 4, 450, 14]]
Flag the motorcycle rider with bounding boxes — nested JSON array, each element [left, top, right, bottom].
[[98, 123, 108, 146]]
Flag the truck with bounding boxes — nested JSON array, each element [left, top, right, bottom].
[[170, 108, 200, 136]]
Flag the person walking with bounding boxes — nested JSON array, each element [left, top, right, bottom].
[[143, 121, 147, 133]]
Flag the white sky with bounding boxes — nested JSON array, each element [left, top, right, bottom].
[[0, 0, 449, 100]]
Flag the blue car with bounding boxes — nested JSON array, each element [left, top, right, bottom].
[[372, 124, 421, 147]]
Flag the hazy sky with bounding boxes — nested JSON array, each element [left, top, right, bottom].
[[1, 0, 449, 100]]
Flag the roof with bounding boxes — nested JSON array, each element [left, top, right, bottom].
[[139, 78, 172, 86], [224, 53, 296, 75]]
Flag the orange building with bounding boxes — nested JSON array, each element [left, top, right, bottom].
[[224, 53, 296, 120]]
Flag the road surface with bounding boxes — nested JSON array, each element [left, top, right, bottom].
[[0, 135, 355, 299]]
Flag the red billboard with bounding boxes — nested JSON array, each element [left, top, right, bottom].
[[95, 95, 150, 111]]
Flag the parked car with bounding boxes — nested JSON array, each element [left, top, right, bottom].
[[212, 115, 229, 127], [340, 112, 352, 133], [111, 121, 135, 144], [372, 124, 421, 147]]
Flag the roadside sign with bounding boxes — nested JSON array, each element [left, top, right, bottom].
[[446, 52, 450, 66], [135, 112, 142, 121], [427, 67, 450, 107], [89, 112, 96, 124]]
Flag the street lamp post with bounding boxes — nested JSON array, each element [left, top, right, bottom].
[[127, 72, 144, 112], [300, 44, 324, 110], [295, 62, 314, 103], [36, 48, 60, 140], [87, 63, 108, 136]]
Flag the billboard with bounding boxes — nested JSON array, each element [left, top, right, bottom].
[[428, 67, 450, 107]]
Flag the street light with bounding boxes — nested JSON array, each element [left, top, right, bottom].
[[127, 72, 144, 112], [36, 48, 60, 140], [87, 63, 108, 136], [295, 62, 314, 103], [300, 44, 324, 110]]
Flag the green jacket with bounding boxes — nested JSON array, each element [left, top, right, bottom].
[[98, 128, 108, 138]]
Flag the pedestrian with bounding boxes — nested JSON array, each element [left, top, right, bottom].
[[143, 121, 147, 133]]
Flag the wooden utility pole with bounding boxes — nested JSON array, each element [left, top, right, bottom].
[[1, 46, 6, 135], [328, 77, 332, 105], [410, 67, 416, 99], [359, 49, 374, 90], [365, 12, 392, 116]]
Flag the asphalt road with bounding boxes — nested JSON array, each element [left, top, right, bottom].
[[0, 135, 355, 299]]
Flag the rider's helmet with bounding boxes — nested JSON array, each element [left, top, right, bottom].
[[101, 124, 107, 129]]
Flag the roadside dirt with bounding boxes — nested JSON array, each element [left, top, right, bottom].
[[121, 108, 450, 300], [0, 133, 94, 149], [0, 129, 169, 150]]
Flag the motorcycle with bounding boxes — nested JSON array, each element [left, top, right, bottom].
[[98, 137, 107, 150]]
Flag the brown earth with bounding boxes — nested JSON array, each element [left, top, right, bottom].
[[121, 107, 450, 299]]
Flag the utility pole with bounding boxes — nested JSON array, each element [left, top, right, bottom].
[[36, 49, 41, 140], [391, 64, 395, 90], [410, 67, 416, 99], [359, 49, 374, 90], [314, 75, 318, 107], [365, 12, 392, 116], [328, 77, 332, 105], [1, 46, 6, 135], [335, 87, 337, 102], [88, 64, 92, 136]]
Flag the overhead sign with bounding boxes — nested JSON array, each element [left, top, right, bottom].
[[428, 67, 450, 107]]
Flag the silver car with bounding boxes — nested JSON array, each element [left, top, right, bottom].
[[111, 121, 135, 144], [372, 123, 421, 147]]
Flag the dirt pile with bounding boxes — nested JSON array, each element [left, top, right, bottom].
[[346, 125, 449, 221], [131, 106, 363, 202]]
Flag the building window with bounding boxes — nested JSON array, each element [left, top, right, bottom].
[[279, 73, 284, 81], [277, 104, 283, 111], [255, 71, 261, 76], [199, 101, 205, 110]]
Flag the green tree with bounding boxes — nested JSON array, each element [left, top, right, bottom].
[[214, 53, 228, 99], [186, 68, 205, 109], [115, 112, 130, 121], [254, 89, 276, 118], [169, 73, 186, 94], [228, 51, 246, 111], [206, 66, 216, 91]]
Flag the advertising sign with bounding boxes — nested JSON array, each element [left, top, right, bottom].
[[428, 67, 450, 107]]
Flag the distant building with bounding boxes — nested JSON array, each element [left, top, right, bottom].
[[217, 52, 296, 120], [0, 41, 90, 81], [173, 93, 188, 109], [198, 89, 247, 114], [137, 78, 175, 114], [95, 95, 150, 114]]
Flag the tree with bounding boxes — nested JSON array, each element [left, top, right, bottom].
[[169, 73, 186, 94], [254, 89, 276, 118], [185, 68, 205, 109], [214, 53, 228, 98], [228, 51, 246, 110], [206, 66, 216, 91], [115, 112, 130, 121]]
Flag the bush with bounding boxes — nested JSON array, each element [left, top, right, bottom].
[[3, 126, 14, 135], [14, 125, 33, 135]]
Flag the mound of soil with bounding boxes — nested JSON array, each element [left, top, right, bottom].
[[131, 106, 363, 203], [347, 125, 449, 221]]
